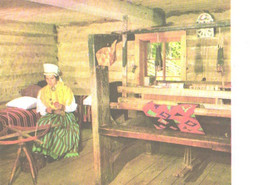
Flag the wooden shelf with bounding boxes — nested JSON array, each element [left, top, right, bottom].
[[99, 125, 231, 153]]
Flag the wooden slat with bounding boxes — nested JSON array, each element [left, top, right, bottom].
[[99, 126, 231, 153], [118, 86, 231, 99], [126, 155, 177, 185], [110, 153, 164, 185], [110, 101, 231, 118], [118, 97, 231, 110], [148, 158, 184, 185], [124, 21, 230, 35], [0, 21, 55, 35], [142, 94, 216, 104], [200, 162, 231, 184]]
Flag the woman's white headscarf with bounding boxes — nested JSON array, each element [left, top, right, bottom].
[[43, 63, 62, 81]]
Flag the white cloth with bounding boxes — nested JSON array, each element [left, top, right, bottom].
[[44, 63, 59, 76], [36, 91, 77, 116], [83, 96, 92, 106]]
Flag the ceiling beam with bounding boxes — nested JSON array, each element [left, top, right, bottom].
[[25, 0, 165, 27]]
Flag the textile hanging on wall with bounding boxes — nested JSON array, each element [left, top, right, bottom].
[[96, 40, 117, 66], [217, 46, 224, 72], [143, 101, 205, 135], [155, 45, 163, 71], [217, 27, 224, 73]]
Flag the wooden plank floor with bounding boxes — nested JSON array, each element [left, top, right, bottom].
[[110, 144, 231, 185], [0, 128, 231, 185]]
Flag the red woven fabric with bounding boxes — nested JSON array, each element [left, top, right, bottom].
[[143, 101, 205, 135]]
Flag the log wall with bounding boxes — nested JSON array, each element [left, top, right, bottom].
[[168, 10, 231, 82], [0, 21, 57, 108], [0, 9, 230, 105], [186, 27, 230, 82]]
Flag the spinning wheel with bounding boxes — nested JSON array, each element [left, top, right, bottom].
[[0, 124, 52, 185]]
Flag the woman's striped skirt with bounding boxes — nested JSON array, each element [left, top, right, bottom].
[[32, 112, 80, 159]]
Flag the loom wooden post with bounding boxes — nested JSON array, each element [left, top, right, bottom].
[[89, 34, 115, 185]]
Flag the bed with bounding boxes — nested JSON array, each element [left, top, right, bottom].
[[0, 107, 41, 136]]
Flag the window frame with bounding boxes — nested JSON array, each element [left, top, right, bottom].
[[135, 31, 186, 86]]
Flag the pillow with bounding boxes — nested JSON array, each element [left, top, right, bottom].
[[83, 96, 92, 106], [21, 85, 42, 98], [6, 96, 37, 110]]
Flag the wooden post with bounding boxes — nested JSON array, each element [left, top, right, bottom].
[[89, 34, 114, 185], [122, 15, 128, 98], [145, 141, 160, 155], [89, 33, 151, 185], [122, 16, 129, 120]]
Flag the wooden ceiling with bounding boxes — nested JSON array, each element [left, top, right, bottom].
[[0, 0, 230, 26]]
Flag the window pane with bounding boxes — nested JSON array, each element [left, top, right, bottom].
[[147, 43, 160, 60], [166, 42, 181, 59], [147, 43, 162, 77], [147, 59, 155, 76], [166, 41, 182, 77], [166, 59, 181, 76]]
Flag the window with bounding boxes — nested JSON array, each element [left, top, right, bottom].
[[135, 31, 186, 85], [147, 42, 182, 80]]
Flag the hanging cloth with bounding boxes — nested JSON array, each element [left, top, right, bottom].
[[96, 40, 117, 66], [217, 46, 224, 72], [155, 45, 163, 71], [217, 28, 224, 73]]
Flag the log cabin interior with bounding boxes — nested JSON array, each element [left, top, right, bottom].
[[0, 0, 234, 184]]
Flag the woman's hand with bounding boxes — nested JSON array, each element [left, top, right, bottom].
[[54, 109, 65, 116], [54, 102, 65, 111], [46, 107, 53, 113], [53, 102, 65, 115]]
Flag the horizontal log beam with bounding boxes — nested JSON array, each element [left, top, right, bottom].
[[121, 21, 231, 34], [118, 86, 231, 99], [118, 97, 231, 110], [25, 0, 165, 27]]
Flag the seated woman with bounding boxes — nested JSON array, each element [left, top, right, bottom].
[[32, 63, 80, 160]]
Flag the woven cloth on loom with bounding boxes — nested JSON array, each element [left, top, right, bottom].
[[143, 101, 205, 135], [0, 107, 41, 136]]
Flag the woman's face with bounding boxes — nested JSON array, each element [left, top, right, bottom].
[[45, 75, 57, 87]]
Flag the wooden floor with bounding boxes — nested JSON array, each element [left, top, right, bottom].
[[0, 128, 231, 185]]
